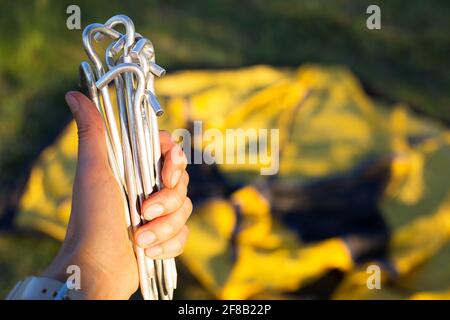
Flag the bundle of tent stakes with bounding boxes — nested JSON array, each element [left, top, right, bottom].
[[78, 15, 175, 300]]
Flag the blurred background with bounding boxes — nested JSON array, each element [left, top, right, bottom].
[[0, 0, 449, 299]]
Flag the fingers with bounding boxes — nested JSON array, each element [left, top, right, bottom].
[[136, 133, 191, 258], [159, 130, 175, 154], [144, 226, 189, 259], [65, 91, 108, 166], [159, 131, 188, 188], [135, 197, 192, 250], [141, 171, 189, 220]]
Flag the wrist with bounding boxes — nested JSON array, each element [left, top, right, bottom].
[[42, 251, 120, 299]]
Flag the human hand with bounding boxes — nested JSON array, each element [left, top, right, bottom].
[[43, 91, 191, 299]]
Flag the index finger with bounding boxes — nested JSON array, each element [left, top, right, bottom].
[[159, 130, 177, 155], [159, 131, 188, 188]]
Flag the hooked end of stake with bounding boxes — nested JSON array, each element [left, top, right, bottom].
[[93, 32, 104, 42], [78, 62, 91, 89]]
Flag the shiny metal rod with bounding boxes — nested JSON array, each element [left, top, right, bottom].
[[81, 16, 177, 300]]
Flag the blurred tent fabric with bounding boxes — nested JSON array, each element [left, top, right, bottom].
[[16, 65, 450, 299]]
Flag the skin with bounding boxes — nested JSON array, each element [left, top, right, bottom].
[[42, 91, 191, 299]]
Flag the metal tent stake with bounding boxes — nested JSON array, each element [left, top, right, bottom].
[[79, 15, 175, 300]]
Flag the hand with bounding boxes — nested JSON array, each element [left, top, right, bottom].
[[43, 91, 191, 299]]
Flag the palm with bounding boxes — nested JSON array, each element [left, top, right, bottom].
[[66, 161, 140, 296]]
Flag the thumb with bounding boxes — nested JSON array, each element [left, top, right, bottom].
[[65, 91, 109, 166]]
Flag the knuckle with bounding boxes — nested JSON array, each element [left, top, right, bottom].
[[77, 122, 105, 141], [178, 151, 188, 168], [185, 197, 193, 215], [183, 171, 190, 185], [176, 248, 184, 257], [162, 222, 175, 238], [174, 237, 184, 252], [172, 191, 184, 209], [181, 151, 188, 166], [173, 243, 184, 257]]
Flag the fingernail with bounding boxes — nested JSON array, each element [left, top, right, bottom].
[[137, 231, 156, 247], [145, 245, 163, 258], [172, 146, 187, 165], [144, 204, 164, 220], [179, 148, 188, 164], [170, 170, 181, 188], [65, 92, 79, 113]]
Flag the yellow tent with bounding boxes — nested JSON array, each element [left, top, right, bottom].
[[17, 65, 450, 299]]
